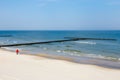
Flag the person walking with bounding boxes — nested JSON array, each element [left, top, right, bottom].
[[16, 49, 19, 55]]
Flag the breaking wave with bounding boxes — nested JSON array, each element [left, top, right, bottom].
[[75, 41, 96, 45]]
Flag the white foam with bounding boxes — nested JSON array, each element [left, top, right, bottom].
[[43, 47, 47, 50], [2, 47, 22, 51], [75, 41, 96, 45], [2, 47, 16, 51], [57, 50, 62, 53], [118, 58, 120, 61]]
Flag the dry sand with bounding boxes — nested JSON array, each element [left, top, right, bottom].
[[0, 49, 120, 80]]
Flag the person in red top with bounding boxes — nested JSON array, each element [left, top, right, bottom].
[[16, 49, 19, 55]]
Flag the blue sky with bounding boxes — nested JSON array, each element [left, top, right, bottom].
[[0, 0, 120, 30]]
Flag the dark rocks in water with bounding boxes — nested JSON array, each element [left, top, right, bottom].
[[64, 37, 117, 41]]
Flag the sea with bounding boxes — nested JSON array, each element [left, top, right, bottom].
[[0, 30, 120, 68]]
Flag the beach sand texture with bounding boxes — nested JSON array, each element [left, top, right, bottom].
[[0, 49, 120, 80]]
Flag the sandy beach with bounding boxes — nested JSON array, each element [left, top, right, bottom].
[[0, 49, 120, 80]]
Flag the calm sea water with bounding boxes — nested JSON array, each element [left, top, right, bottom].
[[0, 30, 120, 68]]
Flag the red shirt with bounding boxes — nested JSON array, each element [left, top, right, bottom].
[[16, 49, 19, 53]]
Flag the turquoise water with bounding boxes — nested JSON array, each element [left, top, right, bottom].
[[0, 30, 120, 68]]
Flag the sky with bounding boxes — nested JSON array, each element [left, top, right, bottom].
[[0, 0, 120, 30]]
